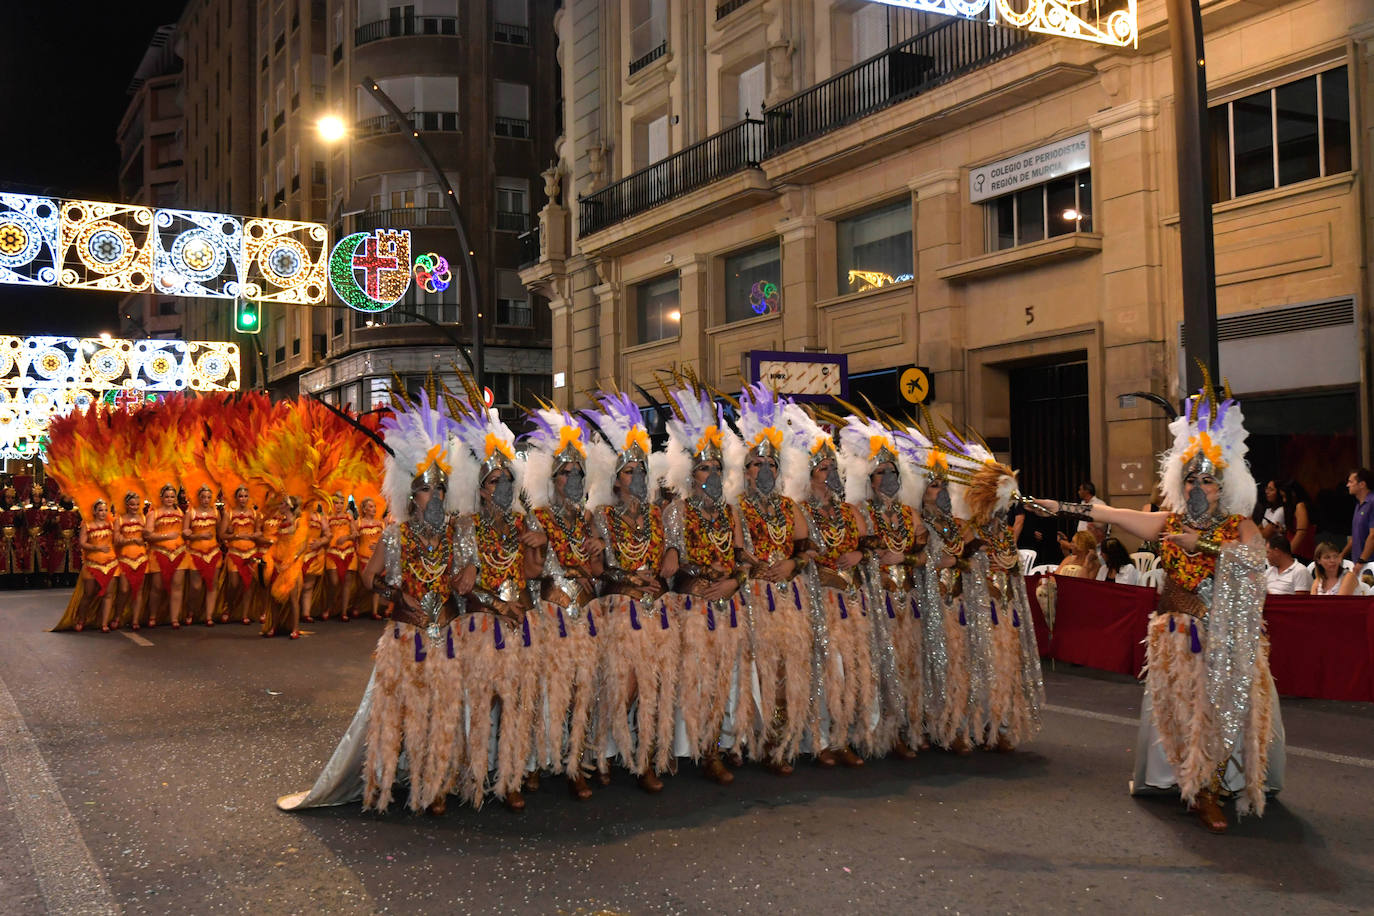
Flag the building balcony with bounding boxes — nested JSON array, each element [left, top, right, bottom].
[[356, 207, 454, 231], [579, 117, 765, 237], [496, 210, 530, 233], [765, 16, 1035, 158], [355, 15, 459, 46], [715, 0, 753, 20], [355, 110, 460, 137], [517, 226, 540, 269], [628, 41, 667, 76]]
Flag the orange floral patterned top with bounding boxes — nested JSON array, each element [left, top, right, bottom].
[[681, 502, 736, 572], [1160, 513, 1244, 592], [740, 495, 796, 564], [809, 501, 860, 570]]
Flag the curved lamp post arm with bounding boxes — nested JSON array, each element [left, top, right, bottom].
[[359, 76, 483, 390]]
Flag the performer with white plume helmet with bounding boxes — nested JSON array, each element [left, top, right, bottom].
[[1029, 372, 1284, 833], [838, 411, 927, 759], [277, 387, 465, 815], [523, 406, 602, 801], [659, 373, 747, 785], [785, 402, 869, 769], [731, 382, 816, 774], [448, 387, 545, 812], [939, 428, 1044, 754], [584, 390, 681, 793]]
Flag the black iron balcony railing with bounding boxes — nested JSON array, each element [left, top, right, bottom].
[[355, 15, 459, 46], [355, 110, 460, 137], [517, 226, 540, 268], [495, 116, 531, 138], [628, 41, 667, 75], [765, 16, 1035, 156], [496, 210, 530, 232], [356, 208, 454, 231], [494, 21, 530, 44], [716, 0, 752, 20], [579, 118, 764, 236]]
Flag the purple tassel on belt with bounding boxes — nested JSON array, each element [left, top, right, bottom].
[[587, 608, 597, 637], [414, 631, 426, 662], [660, 606, 669, 630], [469, 616, 476, 632], [1168, 616, 1176, 633], [393, 624, 400, 639], [958, 605, 967, 626], [557, 608, 567, 638], [838, 594, 848, 619], [494, 619, 506, 650], [793, 582, 802, 608], [630, 599, 642, 630], [990, 600, 999, 626], [886, 594, 895, 619], [446, 629, 455, 658], [1189, 620, 1202, 654], [729, 601, 738, 628], [1011, 605, 1020, 628], [911, 597, 921, 619], [767, 586, 775, 612], [706, 604, 716, 631], [522, 616, 532, 647], [685, 596, 692, 610]]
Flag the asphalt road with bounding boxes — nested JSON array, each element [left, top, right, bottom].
[[1, 588, 1372, 915]]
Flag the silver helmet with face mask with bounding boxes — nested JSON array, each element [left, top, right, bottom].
[[660, 371, 743, 506], [521, 407, 590, 511], [1159, 373, 1256, 523]]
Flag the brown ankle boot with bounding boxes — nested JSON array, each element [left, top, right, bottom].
[[815, 748, 838, 768], [568, 775, 592, 800], [1193, 789, 1228, 833], [890, 740, 917, 760], [503, 790, 526, 812], [834, 746, 865, 768], [523, 772, 540, 793], [703, 756, 735, 785], [426, 795, 447, 816], [764, 759, 794, 776], [950, 735, 973, 756], [637, 771, 664, 793]]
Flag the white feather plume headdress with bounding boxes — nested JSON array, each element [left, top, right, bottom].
[[583, 391, 654, 511], [781, 401, 837, 501], [448, 394, 523, 517], [836, 414, 905, 505], [521, 407, 589, 510], [936, 426, 1019, 525], [1159, 376, 1255, 518], [379, 387, 458, 518], [737, 383, 808, 503], [659, 376, 742, 502]]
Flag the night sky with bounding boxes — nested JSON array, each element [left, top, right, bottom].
[[0, 2, 190, 337]]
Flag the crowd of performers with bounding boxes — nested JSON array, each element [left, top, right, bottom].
[[44, 393, 388, 638], [0, 479, 86, 589], [266, 369, 1282, 834], [41, 366, 1283, 834]]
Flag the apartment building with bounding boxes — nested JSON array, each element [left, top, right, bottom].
[[522, 0, 1372, 525], [115, 26, 188, 342]]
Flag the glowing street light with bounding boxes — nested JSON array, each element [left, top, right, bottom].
[[317, 115, 347, 143]]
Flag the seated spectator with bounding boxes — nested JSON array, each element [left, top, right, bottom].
[[1057, 481, 1107, 556], [1096, 537, 1140, 586], [1265, 534, 1312, 595], [1055, 530, 1101, 579], [1309, 541, 1345, 596]]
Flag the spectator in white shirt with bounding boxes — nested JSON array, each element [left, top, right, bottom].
[[1265, 534, 1312, 595], [1259, 480, 1286, 540], [1058, 481, 1108, 557], [1096, 537, 1141, 586]]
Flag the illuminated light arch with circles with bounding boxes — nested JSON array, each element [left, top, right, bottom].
[[863, 0, 1136, 48]]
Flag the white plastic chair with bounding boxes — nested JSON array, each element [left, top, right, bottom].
[[1129, 551, 1156, 576], [1028, 563, 1057, 577], [1018, 549, 1038, 576], [1139, 568, 1165, 592]]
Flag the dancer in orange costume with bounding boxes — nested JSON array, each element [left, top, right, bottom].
[[324, 493, 359, 620], [45, 408, 121, 633], [145, 484, 189, 628], [353, 497, 386, 619], [219, 487, 260, 625], [77, 501, 119, 630], [183, 484, 223, 626], [300, 500, 329, 622]]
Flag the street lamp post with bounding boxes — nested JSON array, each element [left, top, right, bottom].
[[318, 79, 485, 390]]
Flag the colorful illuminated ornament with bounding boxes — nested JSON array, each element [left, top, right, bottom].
[[413, 252, 451, 294], [865, 0, 1137, 48], [329, 228, 413, 312], [242, 218, 329, 304], [153, 209, 245, 299], [0, 194, 58, 286], [749, 280, 780, 315]]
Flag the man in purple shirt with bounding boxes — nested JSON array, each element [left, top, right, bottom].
[[1343, 468, 1374, 592]]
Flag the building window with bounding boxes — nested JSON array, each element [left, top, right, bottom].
[[629, 0, 667, 67], [494, 81, 530, 138], [273, 316, 286, 363], [495, 178, 529, 232], [158, 300, 178, 316], [1210, 66, 1351, 203], [836, 199, 913, 295], [985, 170, 1091, 252], [487, 373, 514, 407], [496, 269, 533, 326], [635, 273, 680, 344], [493, 0, 529, 44], [723, 240, 781, 323]]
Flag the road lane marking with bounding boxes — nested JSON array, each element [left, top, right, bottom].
[[0, 673, 118, 915], [1045, 703, 1374, 769], [119, 630, 153, 647]]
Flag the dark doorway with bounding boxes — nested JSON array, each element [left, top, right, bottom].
[[1008, 356, 1090, 500], [1238, 388, 1360, 547]]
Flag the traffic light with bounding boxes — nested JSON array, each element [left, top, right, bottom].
[[235, 299, 261, 334]]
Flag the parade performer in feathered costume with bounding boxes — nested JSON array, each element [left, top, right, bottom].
[[46, 408, 119, 632], [838, 410, 926, 759], [138, 404, 191, 627], [203, 398, 262, 626], [940, 425, 1044, 754], [523, 406, 601, 800], [731, 383, 815, 773], [660, 373, 746, 784], [1030, 372, 1282, 832], [176, 397, 224, 627], [584, 389, 680, 792], [448, 384, 543, 812], [786, 402, 868, 768], [279, 386, 466, 814]]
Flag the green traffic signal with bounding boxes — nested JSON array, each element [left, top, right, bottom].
[[235, 300, 261, 334]]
